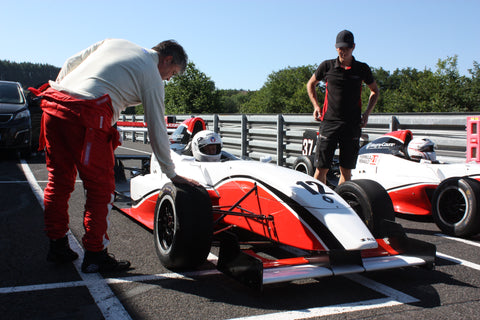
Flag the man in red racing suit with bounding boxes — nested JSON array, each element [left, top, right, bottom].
[[30, 39, 196, 273]]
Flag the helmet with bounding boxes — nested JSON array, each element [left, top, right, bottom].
[[407, 137, 436, 161], [192, 130, 223, 162]]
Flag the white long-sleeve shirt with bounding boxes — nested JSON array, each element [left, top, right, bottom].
[[50, 39, 176, 178]]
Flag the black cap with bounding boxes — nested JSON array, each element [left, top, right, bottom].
[[335, 30, 354, 48]]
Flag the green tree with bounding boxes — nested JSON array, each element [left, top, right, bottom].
[[380, 67, 433, 112], [241, 65, 318, 113], [164, 62, 221, 114], [0, 60, 60, 89], [467, 61, 480, 110], [377, 56, 480, 113], [218, 89, 254, 113]]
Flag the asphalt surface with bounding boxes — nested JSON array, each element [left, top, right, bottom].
[[1, 141, 480, 320]]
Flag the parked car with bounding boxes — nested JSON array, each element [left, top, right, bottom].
[[0, 81, 32, 156], [26, 89, 43, 151]]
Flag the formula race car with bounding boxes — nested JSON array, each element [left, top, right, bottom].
[[352, 130, 480, 237], [293, 129, 480, 238], [113, 123, 435, 290]]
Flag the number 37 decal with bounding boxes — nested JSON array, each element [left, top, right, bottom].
[[302, 138, 315, 155], [296, 181, 334, 203]]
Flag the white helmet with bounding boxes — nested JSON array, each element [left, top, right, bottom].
[[407, 137, 436, 161], [192, 130, 223, 162]]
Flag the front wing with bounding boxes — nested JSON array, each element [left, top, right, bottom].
[[216, 221, 435, 290]]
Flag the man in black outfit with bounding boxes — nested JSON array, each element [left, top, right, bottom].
[[307, 30, 379, 185]]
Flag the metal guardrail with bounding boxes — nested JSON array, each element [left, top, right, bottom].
[[118, 113, 480, 166]]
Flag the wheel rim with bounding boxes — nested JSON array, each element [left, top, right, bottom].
[[437, 186, 468, 225], [156, 197, 175, 251], [295, 163, 307, 174]]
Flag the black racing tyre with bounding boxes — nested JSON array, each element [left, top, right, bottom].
[[432, 177, 480, 237], [153, 182, 213, 270], [335, 179, 395, 238], [293, 155, 314, 176]]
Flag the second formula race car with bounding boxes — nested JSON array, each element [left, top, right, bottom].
[[352, 130, 480, 237], [293, 129, 480, 238], [113, 123, 435, 290]]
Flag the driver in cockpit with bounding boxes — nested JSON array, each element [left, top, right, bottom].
[[407, 137, 436, 161], [191, 130, 223, 162]]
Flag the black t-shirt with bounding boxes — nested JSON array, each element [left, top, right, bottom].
[[315, 57, 374, 123]]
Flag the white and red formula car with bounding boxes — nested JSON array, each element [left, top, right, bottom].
[[294, 129, 480, 238], [113, 121, 435, 290], [353, 130, 480, 237]]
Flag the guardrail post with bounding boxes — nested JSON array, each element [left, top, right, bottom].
[[241, 114, 248, 159], [214, 114, 219, 133], [389, 116, 400, 131], [277, 114, 284, 166], [143, 131, 148, 144], [132, 114, 136, 142]]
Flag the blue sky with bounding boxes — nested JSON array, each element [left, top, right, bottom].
[[2, 0, 479, 90]]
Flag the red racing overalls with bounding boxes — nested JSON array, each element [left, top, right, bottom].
[[29, 84, 121, 252]]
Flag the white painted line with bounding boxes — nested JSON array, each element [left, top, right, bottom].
[[436, 252, 480, 271], [226, 297, 405, 320], [20, 160, 46, 210], [107, 269, 221, 285], [227, 274, 418, 320], [0, 253, 221, 294], [1, 269, 416, 320], [0, 269, 221, 294], [345, 274, 418, 304], [69, 236, 132, 320], [435, 233, 480, 248], [19, 159, 132, 320]]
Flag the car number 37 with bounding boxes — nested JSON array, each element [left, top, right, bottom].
[[302, 138, 315, 155]]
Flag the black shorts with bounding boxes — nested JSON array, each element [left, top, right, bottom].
[[314, 120, 361, 169]]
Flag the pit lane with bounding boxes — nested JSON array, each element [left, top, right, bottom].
[[1, 141, 480, 320]]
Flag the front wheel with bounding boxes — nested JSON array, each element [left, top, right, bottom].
[[432, 177, 480, 237], [335, 179, 395, 238], [153, 182, 213, 270], [293, 155, 314, 176]]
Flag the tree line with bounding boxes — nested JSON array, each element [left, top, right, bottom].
[[1, 56, 479, 114], [164, 56, 479, 114], [0, 60, 60, 89]]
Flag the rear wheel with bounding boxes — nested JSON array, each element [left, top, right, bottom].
[[153, 182, 213, 269], [432, 177, 480, 237], [335, 179, 395, 238]]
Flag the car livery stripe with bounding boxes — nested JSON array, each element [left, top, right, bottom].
[[214, 175, 344, 251], [385, 182, 438, 193], [131, 189, 160, 207]]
